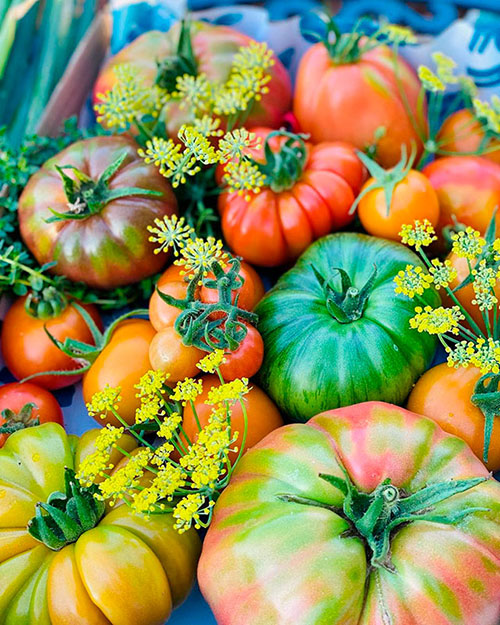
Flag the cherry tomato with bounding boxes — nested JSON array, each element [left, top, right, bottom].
[[1, 297, 102, 390], [149, 264, 190, 332], [437, 109, 500, 166], [0, 382, 64, 447], [83, 319, 156, 426], [358, 169, 440, 241], [149, 326, 203, 383], [182, 374, 283, 461], [218, 325, 264, 381], [407, 363, 500, 471], [199, 261, 265, 313]]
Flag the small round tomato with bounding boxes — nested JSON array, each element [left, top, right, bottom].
[[357, 169, 440, 241], [149, 326, 203, 382], [182, 374, 283, 461], [1, 297, 102, 390], [0, 382, 64, 447], [200, 261, 265, 312], [218, 325, 264, 381], [437, 109, 500, 166], [423, 156, 500, 237], [149, 264, 189, 332], [407, 363, 500, 471], [83, 319, 156, 426]]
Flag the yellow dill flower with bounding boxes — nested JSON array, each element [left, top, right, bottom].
[[170, 378, 203, 405], [473, 97, 500, 135], [470, 337, 500, 374], [446, 340, 476, 369], [157, 412, 183, 440], [138, 137, 200, 187], [178, 124, 219, 165], [223, 159, 267, 200], [232, 41, 274, 75], [394, 265, 433, 298], [472, 290, 498, 311], [193, 114, 224, 137], [410, 305, 464, 335], [227, 69, 271, 103], [379, 23, 417, 44], [135, 369, 170, 398], [189, 453, 225, 489], [76, 450, 113, 488], [206, 378, 250, 405], [458, 75, 477, 99], [451, 227, 486, 260], [432, 51, 458, 84], [418, 65, 445, 92], [472, 259, 498, 290], [218, 129, 261, 163], [212, 85, 250, 116], [135, 395, 165, 424], [399, 220, 437, 251], [175, 236, 228, 281], [428, 258, 457, 289], [131, 486, 161, 514], [87, 386, 121, 420], [209, 404, 229, 424], [150, 441, 175, 465], [175, 73, 212, 114], [151, 464, 186, 499], [147, 214, 194, 256], [196, 421, 233, 457], [94, 424, 125, 452], [492, 238, 500, 261], [173, 492, 213, 532], [97, 448, 152, 505], [197, 349, 226, 373]]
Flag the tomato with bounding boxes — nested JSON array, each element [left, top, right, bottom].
[[18, 136, 178, 289], [149, 326, 203, 383], [217, 325, 264, 381], [219, 128, 365, 266], [94, 21, 292, 137], [256, 233, 439, 421], [182, 374, 283, 461], [199, 261, 265, 313], [423, 156, 500, 237], [1, 296, 102, 390], [408, 364, 500, 471], [0, 423, 201, 624], [199, 401, 500, 625], [0, 383, 64, 447], [437, 108, 500, 165], [149, 264, 189, 332], [83, 319, 156, 426], [357, 169, 440, 241], [293, 40, 425, 168]]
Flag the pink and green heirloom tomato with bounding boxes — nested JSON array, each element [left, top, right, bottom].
[[18, 136, 178, 289], [0, 423, 201, 625], [199, 401, 500, 625]]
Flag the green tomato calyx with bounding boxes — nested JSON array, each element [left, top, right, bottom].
[[28, 467, 105, 551], [25, 285, 68, 320], [312, 264, 377, 323], [471, 372, 500, 463], [155, 19, 198, 91], [45, 151, 163, 223], [0, 403, 39, 435], [279, 468, 490, 571], [257, 131, 309, 193]]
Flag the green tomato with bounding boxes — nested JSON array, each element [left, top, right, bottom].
[[256, 233, 439, 421]]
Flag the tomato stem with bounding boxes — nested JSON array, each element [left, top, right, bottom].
[[155, 19, 197, 91], [471, 372, 500, 463]]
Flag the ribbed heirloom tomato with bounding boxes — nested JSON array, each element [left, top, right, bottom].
[[219, 128, 365, 267], [0, 423, 201, 625], [199, 402, 500, 625]]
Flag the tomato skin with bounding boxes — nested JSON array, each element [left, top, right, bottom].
[[219, 129, 365, 267], [18, 136, 178, 289], [94, 22, 291, 137], [358, 170, 440, 241], [293, 43, 425, 168], [149, 326, 203, 383], [437, 109, 500, 166], [0, 383, 64, 447], [408, 364, 500, 471], [218, 325, 264, 381], [423, 156, 500, 236], [199, 261, 265, 313], [182, 374, 283, 461], [1, 297, 102, 390], [199, 401, 500, 625], [83, 319, 156, 426], [149, 264, 189, 332], [0, 423, 201, 624]]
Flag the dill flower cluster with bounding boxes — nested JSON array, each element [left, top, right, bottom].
[[395, 219, 500, 375], [77, 351, 250, 534]]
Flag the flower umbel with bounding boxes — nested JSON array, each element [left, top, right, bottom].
[[86, 386, 121, 420], [175, 237, 228, 281], [451, 227, 486, 260], [147, 214, 194, 256], [394, 265, 433, 298], [428, 258, 457, 290], [197, 349, 226, 373], [410, 305, 464, 335], [399, 220, 437, 251], [432, 51, 458, 85], [170, 378, 204, 405], [418, 65, 445, 92]]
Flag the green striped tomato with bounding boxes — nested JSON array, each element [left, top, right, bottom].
[[199, 401, 500, 625], [256, 233, 439, 421]]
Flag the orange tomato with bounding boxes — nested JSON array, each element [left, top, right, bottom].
[[437, 109, 500, 166], [149, 264, 189, 332], [149, 326, 203, 382], [357, 169, 440, 241], [408, 363, 500, 471], [199, 261, 265, 313], [83, 319, 156, 426], [182, 374, 283, 461], [1, 297, 102, 390]]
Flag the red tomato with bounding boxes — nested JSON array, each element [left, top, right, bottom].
[[0, 382, 64, 446], [218, 325, 264, 381], [437, 109, 500, 165], [219, 128, 365, 266], [1, 297, 102, 390], [423, 156, 500, 237], [293, 42, 425, 168]]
